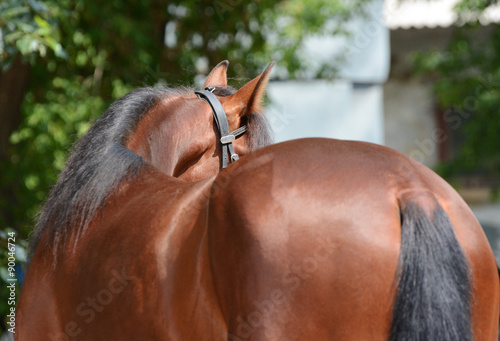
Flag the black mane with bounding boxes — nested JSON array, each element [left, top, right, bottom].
[[29, 86, 273, 262], [30, 87, 177, 261]]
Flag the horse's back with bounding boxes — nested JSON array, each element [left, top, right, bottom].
[[208, 138, 498, 340]]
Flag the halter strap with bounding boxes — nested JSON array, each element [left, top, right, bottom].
[[194, 88, 247, 168]]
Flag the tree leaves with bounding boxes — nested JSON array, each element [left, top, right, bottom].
[[0, 0, 67, 69], [412, 4, 500, 182]]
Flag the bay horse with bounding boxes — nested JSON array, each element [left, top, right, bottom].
[[17, 61, 499, 340]]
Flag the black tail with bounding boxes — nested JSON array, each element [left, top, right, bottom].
[[390, 199, 472, 341]]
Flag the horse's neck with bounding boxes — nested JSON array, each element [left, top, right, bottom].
[[125, 117, 179, 176]]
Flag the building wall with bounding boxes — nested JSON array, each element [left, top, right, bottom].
[[382, 26, 455, 167], [267, 80, 384, 144], [383, 80, 436, 167]]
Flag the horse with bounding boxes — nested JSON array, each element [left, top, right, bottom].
[[17, 61, 499, 340]]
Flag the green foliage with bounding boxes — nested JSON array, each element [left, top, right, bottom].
[[159, 0, 368, 82], [4, 78, 108, 234], [412, 1, 500, 182], [0, 0, 66, 69], [454, 0, 493, 16]]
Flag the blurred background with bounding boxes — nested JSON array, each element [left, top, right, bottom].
[[1, 0, 499, 336]]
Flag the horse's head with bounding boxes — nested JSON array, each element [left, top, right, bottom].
[[126, 61, 275, 181]]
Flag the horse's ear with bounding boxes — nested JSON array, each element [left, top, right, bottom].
[[223, 62, 275, 123], [203, 60, 229, 88]]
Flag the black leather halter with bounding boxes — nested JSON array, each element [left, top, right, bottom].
[[195, 87, 247, 168]]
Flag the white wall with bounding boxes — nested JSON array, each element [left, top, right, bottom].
[[383, 79, 437, 167], [266, 80, 384, 144]]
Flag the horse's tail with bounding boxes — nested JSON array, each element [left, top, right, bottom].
[[390, 191, 473, 341]]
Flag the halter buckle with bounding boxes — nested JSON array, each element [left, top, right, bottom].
[[220, 134, 235, 144], [195, 89, 248, 169]]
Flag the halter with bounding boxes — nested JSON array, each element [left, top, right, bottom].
[[195, 87, 247, 168]]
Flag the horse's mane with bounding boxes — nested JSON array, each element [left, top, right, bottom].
[[29, 86, 273, 262]]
